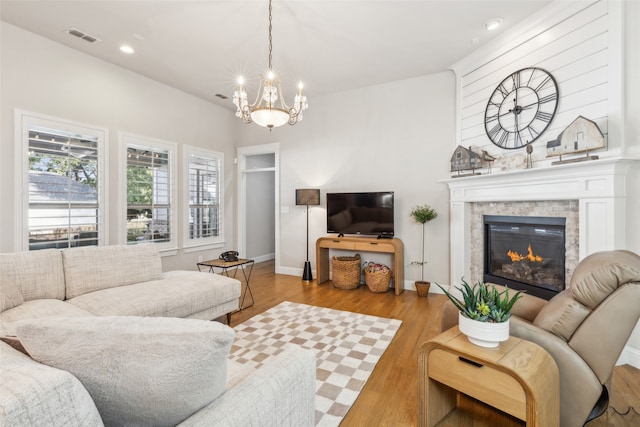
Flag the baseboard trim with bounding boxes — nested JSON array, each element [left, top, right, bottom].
[[249, 253, 275, 264], [618, 345, 640, 369]]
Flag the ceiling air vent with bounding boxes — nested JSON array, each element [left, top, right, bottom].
[[65, 27, 102, 44]]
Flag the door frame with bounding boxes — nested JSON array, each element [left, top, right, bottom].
[[236, 143, 280, 269]]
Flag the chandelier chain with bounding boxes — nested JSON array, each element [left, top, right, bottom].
[[268, 0, 273, 71], [233, 0, 308, 129]]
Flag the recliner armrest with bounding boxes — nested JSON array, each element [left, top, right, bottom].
[[177, 346, 316, 427], [510, 317, 603, 427]]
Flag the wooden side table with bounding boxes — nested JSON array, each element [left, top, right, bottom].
[[197, 258, 255, 311], [418, 327, 559, 427]]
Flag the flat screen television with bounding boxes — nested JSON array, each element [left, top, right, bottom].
[[326, 191, 394, 237]]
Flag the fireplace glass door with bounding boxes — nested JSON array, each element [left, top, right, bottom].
[[484, 215, 566, 300]]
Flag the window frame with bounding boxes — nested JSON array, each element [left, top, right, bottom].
[[182, 145, 225, 252], [15, 110, 108, 251], [120, 132, 177, 254]]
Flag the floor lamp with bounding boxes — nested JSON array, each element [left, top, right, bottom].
[[296, 189, 320, 282]]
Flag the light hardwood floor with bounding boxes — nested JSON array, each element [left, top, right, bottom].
[[227, 260, 640, 427]]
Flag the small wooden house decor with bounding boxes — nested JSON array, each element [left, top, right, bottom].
[[546, 116, 605, 164], [451, 145, 483, 177]]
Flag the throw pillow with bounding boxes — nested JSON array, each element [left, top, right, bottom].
[[14, 316, 235, 427]]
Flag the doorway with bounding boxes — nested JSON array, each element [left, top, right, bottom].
[[237, 143, 280, 270]]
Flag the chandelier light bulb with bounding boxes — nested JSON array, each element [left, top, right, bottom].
[[267, 70, 276, 81], [236, 76, 245, 85]]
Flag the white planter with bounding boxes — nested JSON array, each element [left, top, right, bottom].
[[458, 312, 509, 348]]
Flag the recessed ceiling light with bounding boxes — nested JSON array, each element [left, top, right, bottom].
[[119, 45, 135, 54], [483, 18, 503, 31]]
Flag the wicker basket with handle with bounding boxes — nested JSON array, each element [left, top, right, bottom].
[[331, 254, 361, 289], [364, 263, 392, 293]]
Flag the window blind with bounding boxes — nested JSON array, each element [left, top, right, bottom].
[[28, 125, 100, 250]]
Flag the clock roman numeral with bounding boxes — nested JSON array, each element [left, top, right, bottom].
[[498, 130, 509, 147], [511, 72, 521, 91], [497, 83, 510, 97], [485, 113, 499, 124], [535, 75, 552, 92], [538, 93, 557, 104], [515, 131, 523, 147], [527, 125, 541, 140], [488, 123, 502, 139], [534, 110, 553, 123]]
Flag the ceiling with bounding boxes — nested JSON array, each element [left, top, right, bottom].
[[0, 0, 552, 111]]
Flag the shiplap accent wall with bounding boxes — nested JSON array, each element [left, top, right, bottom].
[[451, 0, 621, 170]]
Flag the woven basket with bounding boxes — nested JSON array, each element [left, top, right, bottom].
[[364, 265, 392, 293], [331, 254, 361, 289]]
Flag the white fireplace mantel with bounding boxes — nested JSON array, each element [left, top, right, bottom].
[[441, 158, 636, 286]]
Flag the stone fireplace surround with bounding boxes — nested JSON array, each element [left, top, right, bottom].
[[442, 159, 635, 291], [471, 201, 578, 294]]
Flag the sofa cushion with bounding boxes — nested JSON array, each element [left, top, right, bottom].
[[0, 281, 23, 312], [67, 270, 240, 318], [533, 290, 591, 341], [570, 250, 640, 309], [0, 299, 93, 337], [14, 316, 235, 427], [0, 249, 65, 302], [63, 244, 163, 299], [0, 341, 104, 427]]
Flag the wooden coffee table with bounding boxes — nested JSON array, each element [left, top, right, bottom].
[[418, 327, 559, 427]]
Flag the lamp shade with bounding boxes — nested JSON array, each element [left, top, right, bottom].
[[296, 189, 320, 206]]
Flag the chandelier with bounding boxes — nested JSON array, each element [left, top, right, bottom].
[[233, 0, 308, 130]]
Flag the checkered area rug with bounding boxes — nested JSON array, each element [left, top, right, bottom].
[[229, 301, 402, 426]]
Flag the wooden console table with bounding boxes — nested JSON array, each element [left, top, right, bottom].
[[418, 327, 559, 427], [316, 236, 404, 294]]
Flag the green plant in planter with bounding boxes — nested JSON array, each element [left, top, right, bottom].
[[436, 279, 523, 323], [410, 204, 438, 282]]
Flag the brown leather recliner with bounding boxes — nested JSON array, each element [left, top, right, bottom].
[[440, 250, 640, 427]]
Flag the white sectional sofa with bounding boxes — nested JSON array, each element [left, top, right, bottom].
[[0, 244, 317, 426], [0, 244, 240, 332]]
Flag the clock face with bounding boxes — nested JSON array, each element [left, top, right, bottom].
[[484, 67, 559, 149]]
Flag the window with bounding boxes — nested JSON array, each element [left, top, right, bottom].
[[18, 112, 107, 250], [122, 134, 176, 250], [183, 146, 224, 251]]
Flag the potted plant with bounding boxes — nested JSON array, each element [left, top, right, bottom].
[[436, 279, 523, 347], [410, 204, 438, 296]]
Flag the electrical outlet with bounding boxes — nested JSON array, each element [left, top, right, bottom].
[[197, 255, 203, 262]]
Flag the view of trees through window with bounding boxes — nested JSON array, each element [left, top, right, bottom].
[[126, 146, 171, 244], [188, 152, 220, 241], [28, 125, 100, 250]]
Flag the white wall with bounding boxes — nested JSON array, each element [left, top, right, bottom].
[[0, 22, 237, 270], [622, 0, 640, 356], [236, 72, 456, 288]]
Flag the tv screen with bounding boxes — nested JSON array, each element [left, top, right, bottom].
[[326, 192, 394, 237]]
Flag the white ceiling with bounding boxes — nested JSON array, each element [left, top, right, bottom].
[[0, 0, 552, 111]]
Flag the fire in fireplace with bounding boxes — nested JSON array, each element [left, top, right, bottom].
[[484, 215, 566, 300]]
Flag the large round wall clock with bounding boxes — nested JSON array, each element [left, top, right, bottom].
[[484, 67, 559, 150]]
